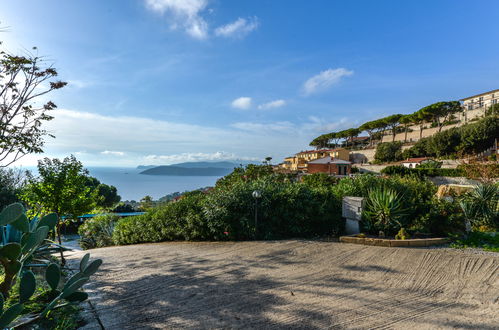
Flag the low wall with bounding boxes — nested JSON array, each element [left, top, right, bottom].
[[429, 176, 480, 186], [340, 236, 449, 247]]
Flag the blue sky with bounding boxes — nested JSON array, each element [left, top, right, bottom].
[[1, 0, 498, 166]]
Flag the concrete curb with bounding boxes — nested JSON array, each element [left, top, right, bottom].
[[339, 235, 449, 247]]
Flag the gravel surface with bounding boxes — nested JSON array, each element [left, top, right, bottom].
[[68, 240, 499, 329]]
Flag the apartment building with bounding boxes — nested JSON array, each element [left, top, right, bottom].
[[280, 148, 350, 172], [460, 89, 498, 122]]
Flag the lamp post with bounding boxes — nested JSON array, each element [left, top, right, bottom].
[[252, 190, 262, 239]]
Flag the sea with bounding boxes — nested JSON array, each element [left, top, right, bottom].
[[87, 167, 222, 201]]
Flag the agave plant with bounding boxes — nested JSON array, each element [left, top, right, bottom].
[[460, 184, 499, 230], [363, 187, 408, 234], [0, 203, 102, 328]]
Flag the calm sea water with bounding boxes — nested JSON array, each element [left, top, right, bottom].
[[87, 167, 221, 201]]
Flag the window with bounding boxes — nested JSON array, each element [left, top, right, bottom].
[[493, 99, 498, 105]]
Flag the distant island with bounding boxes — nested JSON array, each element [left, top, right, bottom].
[[139, 161, 255, 176]]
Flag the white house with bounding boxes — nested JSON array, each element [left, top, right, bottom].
[[400, 157, 432, 168]]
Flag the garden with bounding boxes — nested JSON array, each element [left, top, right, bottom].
[[75, 164, 498, 252]]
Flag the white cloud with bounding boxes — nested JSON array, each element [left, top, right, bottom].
[[144, 0, 209, 39], [215, 17, 259, 38], [231, 97, 252, 110], [101, 150, 125, 156], [144, 152, 258, 164], [257, 99, 286, 110], [14, 109, 356, 167], [301, 68, 353, 96]]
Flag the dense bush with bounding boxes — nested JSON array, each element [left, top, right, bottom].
[[381, 165, 465, 177], [374, 141, 403, 163], [79, 214, 120, 249], [301, 173, 338, 187], [113, 175, 343, 244], [113, 192, 208, 245], [204, 177, 342, 240], [403, 116, 499, 158], [332, 175, 437, 234]]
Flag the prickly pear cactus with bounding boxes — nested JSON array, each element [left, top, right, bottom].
[[0, 203, 102, 328]]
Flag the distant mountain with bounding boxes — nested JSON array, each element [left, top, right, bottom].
[[136, 165, 156, 170], [140, 166, 232, 176], [170, 161, 254, 169]]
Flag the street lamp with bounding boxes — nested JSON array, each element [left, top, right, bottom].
[[252, 190, 262, 239]]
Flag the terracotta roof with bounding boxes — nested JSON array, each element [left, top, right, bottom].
[[401, 157, 431, 163], [460, 89, 499, 101]]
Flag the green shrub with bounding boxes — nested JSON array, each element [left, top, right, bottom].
[[374, 141, 403, 163], [113, 192, 208, 245], [450, 232, 499, 252], [404, 116, 499, 158], [204, 177, 343, 240], [78, 214, 120, 249], [113, 173, 344, 244], [395, 228, 410, 240], [333, 174, 437, 234], [301, 173, 337, 187], [411, 198, 465, 235], [459, 184, 499, 231], [363, 187, 408, 234], [381, 165, 464, 177]]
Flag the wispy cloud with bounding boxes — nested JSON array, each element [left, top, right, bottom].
[[144, 152, 258, 164], [230, 121, 294, 133], [144, 0, 209, 39], [231, 97, 252, 109], [215, 17, 259, 38], [101, 150, 125, 156], [301, 68, 353, 96], [257, 99, 286, 110]]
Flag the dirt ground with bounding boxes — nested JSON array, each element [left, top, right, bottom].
[[69, 240, 499, 329]]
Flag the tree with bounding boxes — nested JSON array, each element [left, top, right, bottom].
[[0, 48, 66, 166], [399, 115, 414, 143], [139, 195, 154, 211], [85, 176, 121, 209], [359, 120, 378, 147], [339, 128, 360, 147], [380, 114, 403, 142], [21, 155, 96, 263], [418, 101, 462, 132], [0, 167, 27, 210], [374, 141, 403, 163]]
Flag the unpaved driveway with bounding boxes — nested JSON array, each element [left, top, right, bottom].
[[70, 241, 499, 329]]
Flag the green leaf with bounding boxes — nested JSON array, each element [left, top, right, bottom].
[[83, 259, 102, 277], [22, 226, 50, 253], [80, 253, 90, 272], [0, 243, 22, 261], [5, 260, 22, 274], [45, 263, 61, 291], [0, 303, 23, 328], [0, 203, 25, 227], [11, 213, 30, 233], [65, 291, 88, 302], [63, 272, 85, 291], [19, 271, 36, 303], [61, 278, 89, 299], [0, 293, 4, 314], [37, 213, 58, 230]]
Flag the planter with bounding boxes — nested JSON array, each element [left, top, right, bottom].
[[339, 235, 449, 247]]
